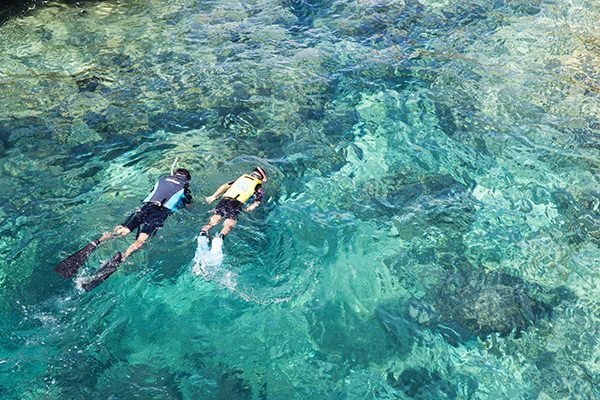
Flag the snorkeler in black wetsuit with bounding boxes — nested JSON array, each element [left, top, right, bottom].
[[54, 168, 193, 291]]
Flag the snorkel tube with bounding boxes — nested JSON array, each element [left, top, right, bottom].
[[170, 157, 179, 175]]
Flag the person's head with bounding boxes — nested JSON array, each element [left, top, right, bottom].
[[250, 166, 267, 181], [174, 168, 191, 181]]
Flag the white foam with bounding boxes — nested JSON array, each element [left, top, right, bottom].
[[191, 235, 210, 276], [208, 236, 224, 264], [192, 234, 237, 290]]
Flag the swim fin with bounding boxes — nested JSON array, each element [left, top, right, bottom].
[[81, 252, 123, 292], [54, 240, 99, 279]]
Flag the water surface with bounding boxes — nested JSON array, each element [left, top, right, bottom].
[[0, 0, 598, 399]]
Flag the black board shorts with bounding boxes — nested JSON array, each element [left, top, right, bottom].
[[122, 203, 170, 236], [215, 198, 243, 219]]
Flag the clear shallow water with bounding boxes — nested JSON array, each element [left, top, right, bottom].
[[0, 0, 598, 398]]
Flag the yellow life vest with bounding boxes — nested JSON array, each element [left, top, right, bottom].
[[223, 174, 262, 203]]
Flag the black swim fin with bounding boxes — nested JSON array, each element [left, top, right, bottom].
[[54, 240, 99, 279], [81, 252, 123, 292]]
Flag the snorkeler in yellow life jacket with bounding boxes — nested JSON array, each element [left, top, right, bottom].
[[222, 174, 263, 203], [201, 166, 267, 239]]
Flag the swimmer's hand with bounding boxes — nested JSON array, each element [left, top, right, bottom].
[[205, 196, 216, 204], [244, 202, 260, 212]]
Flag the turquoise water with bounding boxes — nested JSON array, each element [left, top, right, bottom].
[[0, 0, 598, 398]]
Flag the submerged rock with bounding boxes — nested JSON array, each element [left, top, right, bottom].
[[1, 0, 107, 25], [94, 364, 182, 399], [216, 369, 252, 400], [400, 269, 565, 344], [551, 188, 600, 245], [350, 173, 477, 221], [387, 367, 464, 399], [313, 0, 416, 39], [76, 76, 102, 93], [308, 300, 406, 369], [434, 271, 552, 339], [0, 0, 38, 25]]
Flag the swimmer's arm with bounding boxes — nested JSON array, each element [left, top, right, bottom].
[[205, 181, 233, 204], [244, 201, 260, 212], [183, 186, 193, 209], [244, 186, 263, 212]]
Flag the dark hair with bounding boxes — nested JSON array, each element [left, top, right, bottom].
[[174, 168, 191, 180], [251, 166, 267, 180]]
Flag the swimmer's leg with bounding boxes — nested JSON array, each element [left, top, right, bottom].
[[201, 214, 222, 236], [219, 218, 236, 238], [122, 233, 149, 261], [81, 232, 150, 292], [98, 225, 131, 243]]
